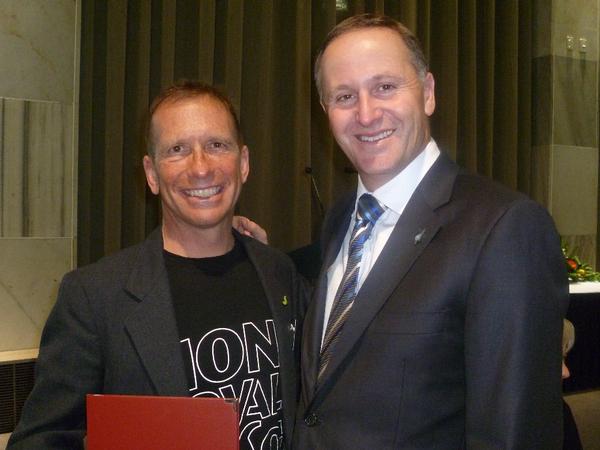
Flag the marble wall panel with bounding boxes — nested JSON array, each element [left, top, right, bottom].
[[553, 57, 597, 147], [551, 145, 598, 236], [0, 0, 78, 366], [0, 100, 25, 236], [27, 101, 73, 236], [0, 0, 76, 103], [552, 0, 598, 60], [0, 238, 71, 352], [0, 98, 73, 238]]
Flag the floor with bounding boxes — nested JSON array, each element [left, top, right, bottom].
[[565, 389, 600, 450]]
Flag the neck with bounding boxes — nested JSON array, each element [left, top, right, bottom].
[[161, 222, 235, 258]]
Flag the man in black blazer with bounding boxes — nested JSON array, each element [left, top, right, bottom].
[[9, 81, 306, 450], [293, 14, 569, 449]]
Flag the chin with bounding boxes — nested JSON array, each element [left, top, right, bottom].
[[192, 216, 230, 230]]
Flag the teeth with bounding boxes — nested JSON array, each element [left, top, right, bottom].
[[186, 186, 221, 198], [358, 129, 393, 142]]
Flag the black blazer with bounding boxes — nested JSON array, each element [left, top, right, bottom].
[[294, 153, 569, 449], [8, 228, 307, 450]]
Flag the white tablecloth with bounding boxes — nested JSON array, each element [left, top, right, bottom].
[[569, 281, 600, 294]]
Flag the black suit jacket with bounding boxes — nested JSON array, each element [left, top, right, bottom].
[[294, 153, 569, 449], [8, 228, 307, 450]]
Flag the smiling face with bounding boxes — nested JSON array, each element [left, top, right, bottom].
[[143, 95, 249, 238], [320, 27, 435, 191]]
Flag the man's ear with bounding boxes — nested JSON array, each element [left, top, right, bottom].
[[240, 145, 250, 183], [423, 72, 436, 117], [143, 155, 160, 195]]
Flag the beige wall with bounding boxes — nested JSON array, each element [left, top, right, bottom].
[[0, 1, 80, 356], [533, 0, 599, 267]]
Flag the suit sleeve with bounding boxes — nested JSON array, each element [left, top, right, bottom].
[[7, 271, 103, 450], [464, 199, 568, 449]]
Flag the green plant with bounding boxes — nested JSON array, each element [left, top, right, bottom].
[[562, 242, 600, 282]]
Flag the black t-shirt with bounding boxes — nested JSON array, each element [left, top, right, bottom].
[[164, 239, 284, 450]]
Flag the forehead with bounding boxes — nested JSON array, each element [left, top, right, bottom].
[[321, 28, 414, 87], [152, 95, 236, 137]]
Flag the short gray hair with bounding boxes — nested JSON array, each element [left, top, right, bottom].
[[314, 14, 428, 101]]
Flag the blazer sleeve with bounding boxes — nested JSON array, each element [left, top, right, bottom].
[[463, 198, 569, 449], [8, 271, 103, 450]]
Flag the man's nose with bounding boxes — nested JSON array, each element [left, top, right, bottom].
[[356, 94, 383, 127], [188, 148, 211, 176]]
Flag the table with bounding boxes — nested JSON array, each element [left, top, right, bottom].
[[563, 283, 600, 393]]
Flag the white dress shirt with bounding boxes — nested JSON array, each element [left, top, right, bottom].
[[321, 140, 441, 345]]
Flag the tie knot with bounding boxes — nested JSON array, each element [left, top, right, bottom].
[[356, 193, 385, 225]]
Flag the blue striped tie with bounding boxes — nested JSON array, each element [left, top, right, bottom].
[[318, 193, 385, 382]]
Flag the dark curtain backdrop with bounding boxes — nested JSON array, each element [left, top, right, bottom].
[[78, 0, 535, 265]]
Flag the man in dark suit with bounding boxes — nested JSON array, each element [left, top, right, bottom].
[[9, 81, 306, 450], [293, 14, 569, 449]]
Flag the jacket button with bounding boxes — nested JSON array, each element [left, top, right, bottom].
[[304, 413, 319, 427]]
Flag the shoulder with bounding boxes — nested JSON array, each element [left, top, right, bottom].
[[424, 152, 545, 220], [454, 169, 525, 204], [238, 233, 310, 306], [63, 231, 161, 291], [238, 232, 297, 273], [452, 169, 552, 225]]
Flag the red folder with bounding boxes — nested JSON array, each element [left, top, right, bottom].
[[86, 394, 239, 450]]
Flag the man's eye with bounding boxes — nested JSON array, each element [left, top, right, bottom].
[[377, 83, 396, 92], [336, 94, 354, 103], [208, 142, 224, 150], [162, 145, 190, 158]]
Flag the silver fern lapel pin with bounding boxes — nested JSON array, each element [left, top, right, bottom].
[[414, 228, 426, 245]]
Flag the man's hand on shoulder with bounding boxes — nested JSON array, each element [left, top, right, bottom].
[[232, 216, 269, 245]]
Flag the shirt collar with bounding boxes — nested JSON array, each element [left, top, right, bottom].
[[356, 139, 441, 215]]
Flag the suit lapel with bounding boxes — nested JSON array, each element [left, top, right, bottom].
[[239, 232, 298, 441], [123, 228, 189, 396], [315, 191, 442, 389], [312, 153, 459, 396]]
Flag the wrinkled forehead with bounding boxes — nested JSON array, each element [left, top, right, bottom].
[[151, 94, 227, 124], [150, 95, 239, 142]]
